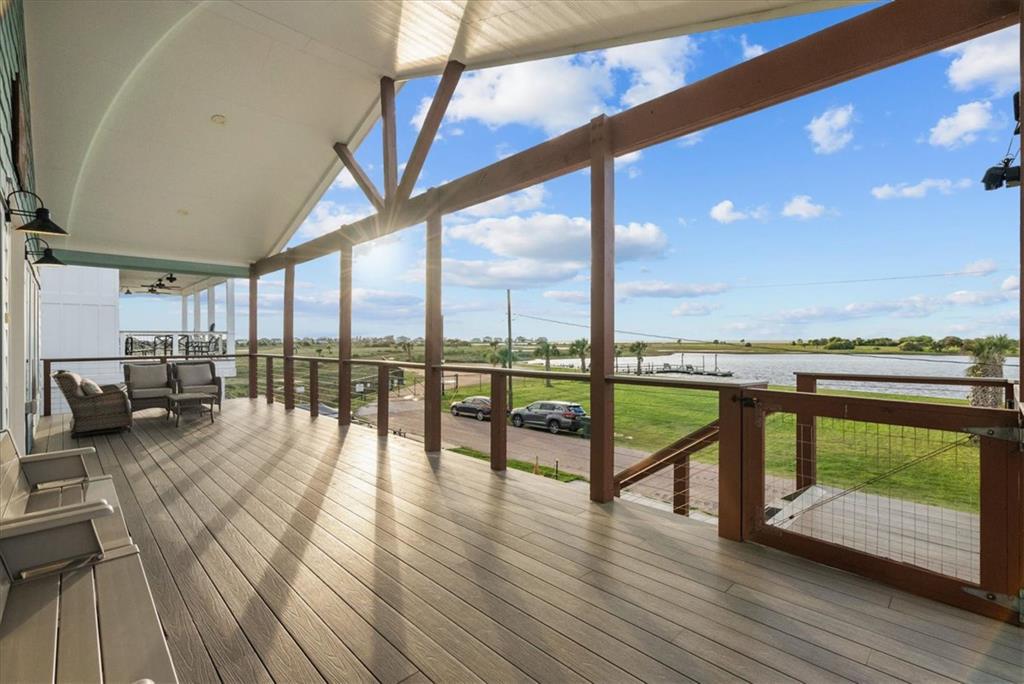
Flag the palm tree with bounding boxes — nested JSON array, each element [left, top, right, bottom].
[[399, 340, 414, 361], [629, 340, 649, 375], [966, 335, 1015, 407], [534, 339, 560, 387], [568, 338, 590, 372]]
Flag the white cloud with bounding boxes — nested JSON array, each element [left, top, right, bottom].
[[781, 195, 825, 220], [604, 36, 697, 107], [444, 257, 583, 289], [352, 289, 424, 319], [709, 200, 766, 224], [1002, 275, 1019, 291], [806, 104, 854, 154], [929, 101, 993, 148], [870, 177, 972, 199], [446, 213, 668, 262], [677, 131, 704, 147], [297, 200, 374, 238], [456, 185, 547, 218], [615, 151, 643, 178], [543, 290, 588, 303], [945, 289, 1012, 306], [617, 280, 728, 300], [671, 302, 718, 316], [943, 26, 1020, 96], [962, 258, 998, 276], [332, 169, 358, 190], [740, 35, 765, 60]]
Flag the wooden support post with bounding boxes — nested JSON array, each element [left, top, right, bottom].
[[424, 214, 443, 452], [381, 76, 398, 209], [283, 264, 295, 410], [589, 114, 615, 503], [979, 434, 1024, 613], [490, 376, 507, 471], [338, 243, 353, 425], [309, 360, 319, 418], [1004, 382, 1015, 409], [672, 458, 690, 516], [377, 365, 389, 436], [795, 374, 817, 489], [717, 389, 744, 541], [248, 274, 258, 399], [334, 143, 384, 213], [266, 357, 274, 404], [42, 359, 51, 417]]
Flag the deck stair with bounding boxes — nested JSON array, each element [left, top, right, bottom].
[[614, 419, 720, 494]]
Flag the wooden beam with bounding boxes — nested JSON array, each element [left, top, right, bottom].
[[333, 143, 384, 213], [250, 0, 1016, 276], [589, 114, 614, 504], [395, 61, 464, 208], [283, 264, 295, 410], [248, 274, 258, 398], [424, 214, 443, 452], [380, 76, 398, 209], [338, 242, 352, 425], [490, 378, 507, 471]]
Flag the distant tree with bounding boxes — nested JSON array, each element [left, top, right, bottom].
[[568, 338, 590, 373], [399, 340, 414, 361], [966, 335, 1015, 407], [629, 341, 649, 375], [534, 340, 560, 387], [935, 336, 965, 352]]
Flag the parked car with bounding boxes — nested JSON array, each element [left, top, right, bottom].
[[510, 401, 587, 434], [450, 395, 492, 420]]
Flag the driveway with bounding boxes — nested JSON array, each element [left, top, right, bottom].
[[358, 398, 795, 514]]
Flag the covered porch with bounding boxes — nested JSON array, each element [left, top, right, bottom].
[[35, 400, 1024, 683]]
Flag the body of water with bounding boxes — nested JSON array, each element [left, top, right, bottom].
[[530, 352, 1020, 399]]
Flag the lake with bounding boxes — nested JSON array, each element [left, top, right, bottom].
[[531, 351, 1020, 399]]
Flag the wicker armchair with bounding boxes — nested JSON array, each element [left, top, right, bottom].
[[172, 360, 222, 410], [52, 371, 132, 437], [123, 363, 175, 412]]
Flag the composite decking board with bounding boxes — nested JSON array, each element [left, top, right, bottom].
[[88, 433, 277, 684], [128, 423, 489, 684], [225, 404, 1024, 677], [205, 411, 905, 679], [33, 402, 1023, 684], [139, 419, 594, 684], [80, 434, 221, 684], [104, 431, 338, 684]]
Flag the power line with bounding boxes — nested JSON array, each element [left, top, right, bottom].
[[511, 312, 1019, 367]]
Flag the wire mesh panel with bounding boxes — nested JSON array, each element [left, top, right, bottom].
[[761, 409, 981, 583]]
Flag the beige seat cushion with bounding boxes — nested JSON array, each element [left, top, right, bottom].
[[128, 364, 168, 389], [176, 364, 213, 386], [81, 379, 103, 396], [180, 384, 218, 395], [131, 387, 172, 399]]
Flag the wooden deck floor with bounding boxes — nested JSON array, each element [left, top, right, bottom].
[[35, 400, 1022, 683]]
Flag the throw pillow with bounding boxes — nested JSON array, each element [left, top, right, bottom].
[[81, 379, 103, 396]]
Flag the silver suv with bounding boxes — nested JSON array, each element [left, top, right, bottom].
[[510, 401, 587, 434]]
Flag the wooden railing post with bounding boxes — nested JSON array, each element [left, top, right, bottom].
[[490, 374, 507, 471], [377, 365, 389, 436], [795, 373, 817, 489], [42, 359, 51, 417], [309, 360, 319, 418], [283, 265, 295, 410], [589, 114, 615, 503], [266, 357, 274, 404], [672, 458, 690, 516], [338, 243, 352, 425], [717, 388, 744, 541], [1004, 382, 1015, 409], [248, 273, 258, 398], [979, 433, 1024, 615], [424, 214, 443, 452]]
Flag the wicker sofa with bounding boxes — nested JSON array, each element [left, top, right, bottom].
[[52, 371, 133, 437], [172, 360, 222, 410], [123, 363, 175, 412]]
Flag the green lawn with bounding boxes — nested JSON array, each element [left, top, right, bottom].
[[450, 446, 585, 483]]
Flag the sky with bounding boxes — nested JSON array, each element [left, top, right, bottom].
[[121, 3, 1023, 343]]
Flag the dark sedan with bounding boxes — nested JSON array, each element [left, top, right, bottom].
[[450, 395, 492, 420]]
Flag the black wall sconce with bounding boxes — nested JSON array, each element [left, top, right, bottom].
[[4, 190, 67, 235], [25, 236, 64, 266]]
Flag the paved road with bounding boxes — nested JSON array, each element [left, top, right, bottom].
[[358, 398, 794, 514]]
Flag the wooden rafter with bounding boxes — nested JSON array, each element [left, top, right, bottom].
[[252, 0, 1017, 276], [333, 142, 384, 213], [380, 76, 398, 208], [394, 61, 464, 209]]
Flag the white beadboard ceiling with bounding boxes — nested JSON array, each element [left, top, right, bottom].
[[24, 0, 856, 268]]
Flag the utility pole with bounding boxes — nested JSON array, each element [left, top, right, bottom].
[[506, 289, 514, 408]]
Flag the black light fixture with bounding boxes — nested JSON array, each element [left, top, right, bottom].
[[125, 288, 133, 295], [24, 236, 64, 266], [4, 190, 67, 235], [983, 91, 1021, 191], [166, 273, 177, 283], [147, 287, 158, 294]]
